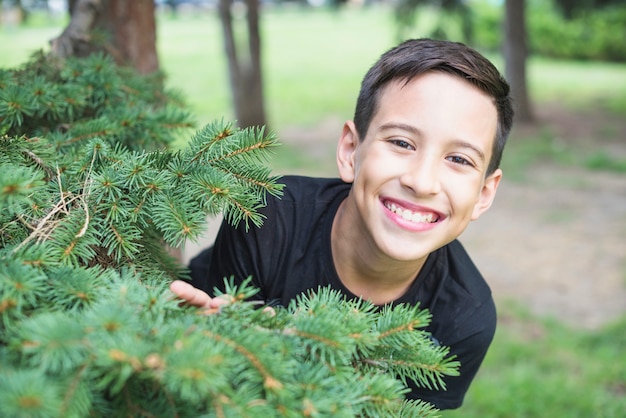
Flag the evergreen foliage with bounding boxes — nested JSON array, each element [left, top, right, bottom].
[[0, 52, 459, 417]]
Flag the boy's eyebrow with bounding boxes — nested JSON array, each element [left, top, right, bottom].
[[379, 122, 486, 163], [379, 122, 419, 135], [450, 140, 486, 163]]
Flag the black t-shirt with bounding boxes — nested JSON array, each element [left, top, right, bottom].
[[189, 175, 496, 410]]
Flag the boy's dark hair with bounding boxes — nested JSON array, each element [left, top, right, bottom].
[[353, 38, 514, 175]]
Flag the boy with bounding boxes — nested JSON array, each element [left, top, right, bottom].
[[170, 38, 514, 409]]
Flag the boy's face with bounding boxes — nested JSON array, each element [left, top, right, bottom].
[[337, 72, 501, 263]]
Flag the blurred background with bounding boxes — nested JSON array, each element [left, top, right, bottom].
[[1, 0, 624, 416]]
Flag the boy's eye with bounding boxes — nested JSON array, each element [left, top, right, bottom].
[[447, 155, 473, 166], [390, 139, 414, 150]]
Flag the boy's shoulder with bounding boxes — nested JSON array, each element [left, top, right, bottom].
[[258, 175, 349, 234], [278, 175, 350, 203], [439, 239, 492, 299]]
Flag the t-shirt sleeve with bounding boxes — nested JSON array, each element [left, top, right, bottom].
[[189, 206, 274, 300], [405, 296, 496, 410], [189, 175, 315, 303]]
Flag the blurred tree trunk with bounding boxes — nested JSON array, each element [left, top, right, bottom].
[[50, 0, 159, 74], [15, 0, 29, 23], [504, 0, 533, 122], [218, 0, 267, 129]]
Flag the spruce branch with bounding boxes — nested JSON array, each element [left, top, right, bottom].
[[5, 122, 282, 266], [22, 148, 55, 180], [188, 118, 235, 164], [1, 251, 456, 417], [0, 164, 45, 213], [0, 52, 456, 417]]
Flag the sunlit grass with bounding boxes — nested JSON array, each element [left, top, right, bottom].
[[0, 25, 61, 67], [2, 6, 625, 128], [529, 58, 626, 113], [155, 6, 399, 129]]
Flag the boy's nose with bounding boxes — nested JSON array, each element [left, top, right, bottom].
[[399, 158, 442, 196]]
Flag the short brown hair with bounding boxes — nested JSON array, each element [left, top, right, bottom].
[[353, 38, 514, 175]]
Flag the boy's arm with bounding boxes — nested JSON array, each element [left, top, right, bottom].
[[186, 207, 272, 299]]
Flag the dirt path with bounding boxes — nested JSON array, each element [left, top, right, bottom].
[[461, 166, 626, 330]]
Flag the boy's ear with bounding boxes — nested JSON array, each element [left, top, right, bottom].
[[471, 168, 502, 220], [337, 121, 359, 183]]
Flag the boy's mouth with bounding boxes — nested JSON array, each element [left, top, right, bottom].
[[384, 201, 440, 224]]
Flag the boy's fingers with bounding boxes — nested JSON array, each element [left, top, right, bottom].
[[210, 295, 234, 308], [200, 295, 234, 315], [169, 280, 212, 309]]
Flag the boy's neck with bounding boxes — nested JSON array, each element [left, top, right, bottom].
[[331, 199, 427, 305]]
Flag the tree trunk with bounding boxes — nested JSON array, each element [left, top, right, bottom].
[[218, 0, 267, 129], [50, 0, 159, 75], [504, 0, 533, 122]]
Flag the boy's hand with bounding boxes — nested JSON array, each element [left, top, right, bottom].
[[169, 280, 233, 314]]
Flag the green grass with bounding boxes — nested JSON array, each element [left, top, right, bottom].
[[1, 10, 626, 415], [528, 58, 626, 114], [0, 23, 63, 67], [585, 151, 626, 173], [500, 126, 626, 180], [442, 304, 626, 418]]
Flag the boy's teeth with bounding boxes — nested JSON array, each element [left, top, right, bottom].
[[388, 202, 436, 223]]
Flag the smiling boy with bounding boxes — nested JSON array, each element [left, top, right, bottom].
[[171, 38, 514, 409]]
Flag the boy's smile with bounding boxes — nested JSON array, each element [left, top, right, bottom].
[[382, 198, 443, 231], [333, 71, 502, 294]]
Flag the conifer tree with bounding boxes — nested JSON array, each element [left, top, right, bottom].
[[0, 52, 459, 417]]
